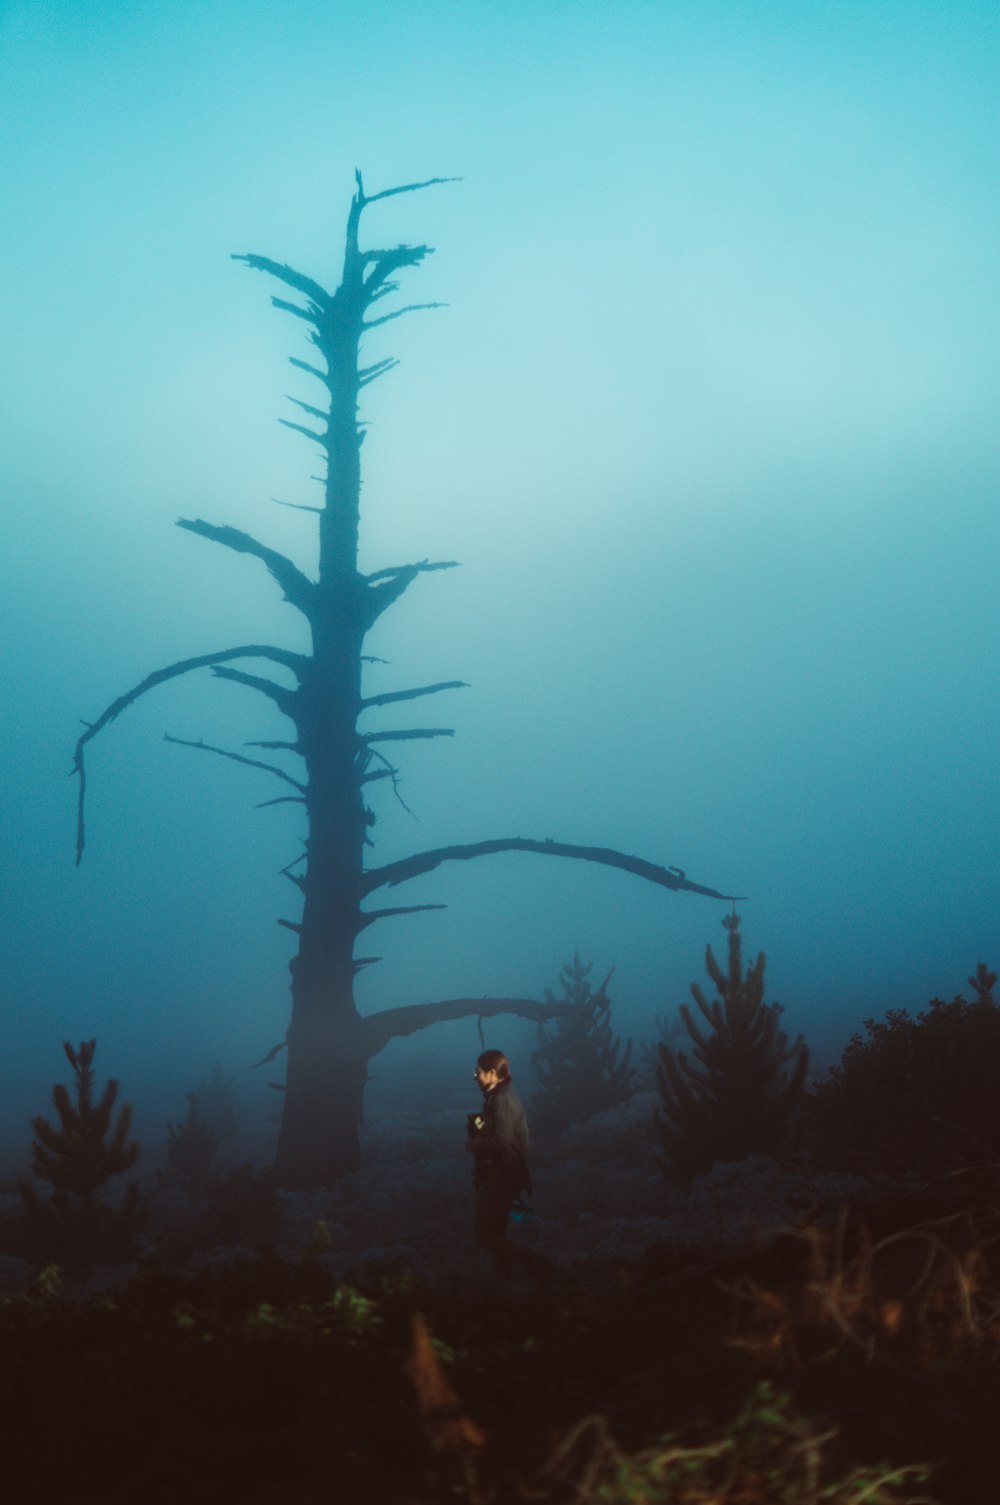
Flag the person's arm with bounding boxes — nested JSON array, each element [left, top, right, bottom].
[[484, 1091, 529, 1188]]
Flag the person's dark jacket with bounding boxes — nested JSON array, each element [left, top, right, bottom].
[[470, 1080, 532, 1196]]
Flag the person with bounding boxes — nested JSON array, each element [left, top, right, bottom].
[[467, 1048, 547, 1279]]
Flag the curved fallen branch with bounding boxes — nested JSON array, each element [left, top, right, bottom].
[[361, 995, 576, 1059]]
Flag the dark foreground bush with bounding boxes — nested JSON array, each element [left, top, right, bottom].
[[8, 1192, 998, 1504], [806, 963, 999, 1171]]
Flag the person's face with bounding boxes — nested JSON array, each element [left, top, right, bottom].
[[474, 1064, 500, 1091]]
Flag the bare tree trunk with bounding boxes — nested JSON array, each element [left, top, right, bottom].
[[74, 174, 742, 1188]]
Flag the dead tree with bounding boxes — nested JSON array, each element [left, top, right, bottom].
[[73, 174, 741, 1187]]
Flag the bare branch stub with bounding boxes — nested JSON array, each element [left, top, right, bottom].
[[279, 418, 327, 445], [365, 301, 447, 331], [272, 497, 322, 515], [210, 665, 298, 719], [359, 174, 462, 207], [361, 560, 460, 628], [361, 680, 467, 712], [228, 255, 332, 311], [363, 560, 459, 583], [363, 728, 454, 745], [357, 903, 448, 932], [359, 746, 416, 818], [288, 356, 332, 390]]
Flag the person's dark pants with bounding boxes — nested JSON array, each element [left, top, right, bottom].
[[473, 1176, 545, 1278]]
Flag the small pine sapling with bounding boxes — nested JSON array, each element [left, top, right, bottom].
[[20, 1039, 143, 1268], [532, 951, 634, 1134], [655, 915, 808, 1180], [166, 1091, 220, 1189]]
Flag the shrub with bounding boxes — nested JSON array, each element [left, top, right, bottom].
[[655, 915, 808, 1181], [806, 963, 999, 1170]]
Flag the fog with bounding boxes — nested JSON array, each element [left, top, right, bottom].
[[1, 0, 996, 1165]]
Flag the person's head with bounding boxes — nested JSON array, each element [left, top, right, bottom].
[[474, 1048, 511, 1091]]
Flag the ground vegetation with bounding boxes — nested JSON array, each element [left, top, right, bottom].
[[5, 972, 1000, 1500]]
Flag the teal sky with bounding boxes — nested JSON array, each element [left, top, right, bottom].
[[1, 0, 997, 1139]]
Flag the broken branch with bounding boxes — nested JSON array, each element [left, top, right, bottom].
[[230, 255, 332, 313], [359, 175, 461, 207], [357, 903, 447, 930], [363, 728, 454, 744], [210, 664, 298, 718], [364, 301, 447, 330], [163, 734, 307, 793], [176, 519, 316, 617], [361, 680, 467, 711], [364, 838, 745, 902]]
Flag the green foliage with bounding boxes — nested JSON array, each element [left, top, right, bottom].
[[655, 915, 809, 1180], [166, 1091, 220, 1189], [232, 1285, 382, 1345], [806, 963, 999, 1170], [532, 952, 634, 1134], [19, 1039, 143, 1269]]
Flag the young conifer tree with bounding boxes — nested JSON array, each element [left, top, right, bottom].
[[20, 1040, 143, 1268], [532, 952, 634, 1134], [655, 914, 808, 1180]]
